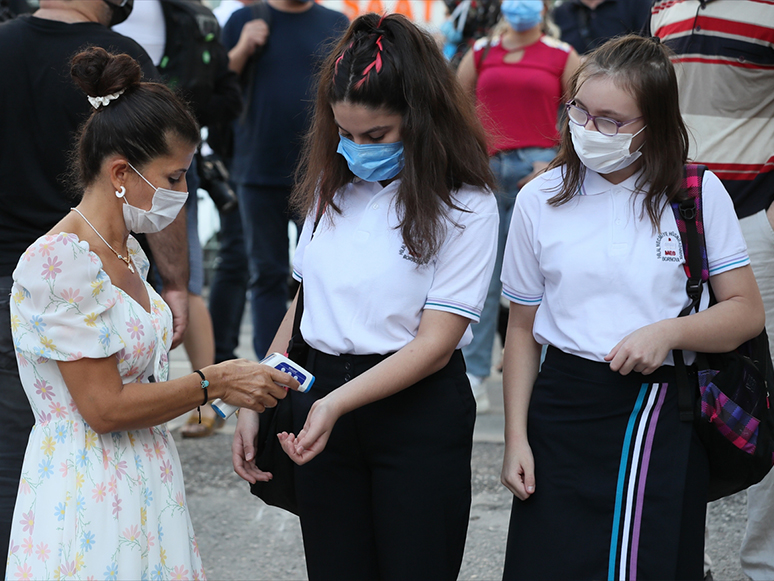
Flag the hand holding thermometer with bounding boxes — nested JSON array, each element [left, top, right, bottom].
[[210, 353, 315, 419]]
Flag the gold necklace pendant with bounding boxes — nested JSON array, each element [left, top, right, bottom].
[[71, 208, 136, 274], [117, 254, 135, 273]]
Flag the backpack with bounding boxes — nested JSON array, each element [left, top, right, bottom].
[[671, 164, 774, 501], [207, 1, 271, 159], [157, 0, 222, 123]]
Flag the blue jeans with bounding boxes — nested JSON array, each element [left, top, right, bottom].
[[462, 147, 557, 378], [209, 205, 249, 363], [0, 276, 34, 579], [237, 183, 294, 359]]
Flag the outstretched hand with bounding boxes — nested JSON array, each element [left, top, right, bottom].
[[278, 397, 341, 465], [232, 410, 273, 484]]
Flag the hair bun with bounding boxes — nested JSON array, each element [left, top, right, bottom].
[[70, 46, 141, 98]]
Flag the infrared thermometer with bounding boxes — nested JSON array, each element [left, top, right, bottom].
[[210, 353, 315, 419]]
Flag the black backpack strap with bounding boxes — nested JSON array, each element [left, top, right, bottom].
[[249, 0, 271, 53], [288, 203, 326, 355], [671, 164, 707, 421], [239, 0, 272, 123]]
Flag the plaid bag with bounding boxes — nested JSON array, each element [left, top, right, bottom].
[[672, 164, 774, 501]]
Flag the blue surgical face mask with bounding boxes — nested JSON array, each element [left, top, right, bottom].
[[500, 0, 543, 32], [441, 19, 463, 45], [336, 135, 405, 182], [441, 19, 464, 60]]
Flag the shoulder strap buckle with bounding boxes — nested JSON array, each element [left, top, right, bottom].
[[679, 199, 696, 220], [686, 278, 703, 301]]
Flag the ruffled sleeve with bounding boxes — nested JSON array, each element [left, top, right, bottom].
[[11, 233, 126, 362]]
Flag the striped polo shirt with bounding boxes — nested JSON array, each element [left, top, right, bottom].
[[652, 0, 774, 219]]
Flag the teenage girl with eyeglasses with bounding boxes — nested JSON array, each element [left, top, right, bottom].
[[499, 35, 763, 580], [231, 13, 498, 580]]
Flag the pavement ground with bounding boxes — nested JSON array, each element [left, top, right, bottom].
[[167, 316, 753, 580]]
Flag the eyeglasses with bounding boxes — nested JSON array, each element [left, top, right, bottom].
[[565, 102, 643, 137]]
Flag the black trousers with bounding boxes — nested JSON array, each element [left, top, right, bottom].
[[291, 349, 475, 581]]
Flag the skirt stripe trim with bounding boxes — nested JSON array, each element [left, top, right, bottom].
[[608, 382, 650, 580], [619, 383, 661, 580], [629, 383, 669, 579], [608, 382, 668, 581]]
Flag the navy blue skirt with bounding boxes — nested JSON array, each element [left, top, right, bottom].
[[503, 347, 709, 581]]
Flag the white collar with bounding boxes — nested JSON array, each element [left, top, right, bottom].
[[580, 167, 646, 196]]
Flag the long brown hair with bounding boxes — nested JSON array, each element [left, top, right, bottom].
[[293, 13, 494, 261], [547, 35, 689, 229]]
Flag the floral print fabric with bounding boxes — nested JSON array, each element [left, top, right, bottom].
[[6, 233, 204, 581]]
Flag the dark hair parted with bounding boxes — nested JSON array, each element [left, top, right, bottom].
[[293, 13, 495, 261], [547, 35, 690, 229], [70, 47, 200, 190]]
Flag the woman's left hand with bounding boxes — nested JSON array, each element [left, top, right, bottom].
[[605, 320, 673, 375], [278, 396, 342, 465]]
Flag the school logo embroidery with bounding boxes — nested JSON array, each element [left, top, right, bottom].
[[656, 231, 683, 262], [399, 244, 429, 266]]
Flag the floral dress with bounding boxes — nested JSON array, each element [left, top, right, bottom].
[[6, 233, 204, 581]]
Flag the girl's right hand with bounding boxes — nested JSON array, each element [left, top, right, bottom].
[[209, 358, 298, 413], [501, 440, 536, 500], [232, 409, 272, 484]]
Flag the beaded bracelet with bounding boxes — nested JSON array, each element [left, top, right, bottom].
[[193, 369, 209, 424]]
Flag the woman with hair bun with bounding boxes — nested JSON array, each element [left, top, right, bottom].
[[231, 12, 498, 581], [6, 47, 297, 580]]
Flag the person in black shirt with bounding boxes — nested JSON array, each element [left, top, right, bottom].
[[0, 0, 31, 22], [552, 0, 652, 54]]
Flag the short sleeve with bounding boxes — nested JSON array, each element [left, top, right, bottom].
[[425, 187, 498, 322], [291, 210, 316, 283], [501, 179, 546, 305], [702, 170, 750, 276], [11, 233, 126, 362]]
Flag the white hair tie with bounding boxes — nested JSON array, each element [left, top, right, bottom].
[[87, 88, 125, 110]]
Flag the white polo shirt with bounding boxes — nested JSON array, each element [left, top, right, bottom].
[[293, 179, 498, 356], [501, 166, 750, 364]]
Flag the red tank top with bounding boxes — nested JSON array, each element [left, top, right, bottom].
[[474, 35, 571, 155]]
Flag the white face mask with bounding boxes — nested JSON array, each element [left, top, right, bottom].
[[124, 162, 189, 233], [570, 123, 647, 175]]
